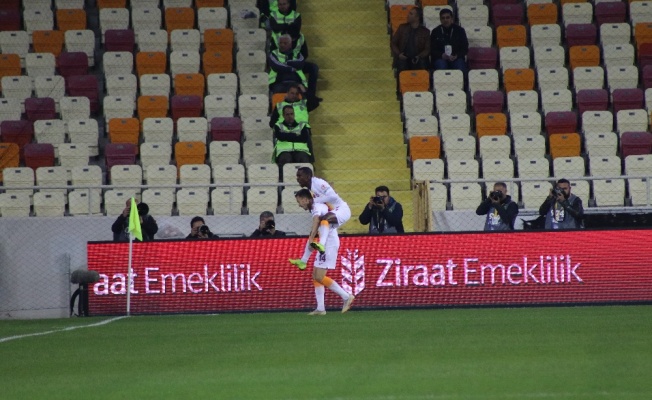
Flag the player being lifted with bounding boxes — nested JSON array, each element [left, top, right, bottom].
[[291, 189, 354, 315]]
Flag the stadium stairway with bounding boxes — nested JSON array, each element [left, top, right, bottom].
[[300, 0, 414, 233]]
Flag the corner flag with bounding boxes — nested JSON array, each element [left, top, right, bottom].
[[128, 197, 142, 241]]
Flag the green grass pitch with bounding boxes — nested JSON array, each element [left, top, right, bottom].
[[1, 306, 650, 400]]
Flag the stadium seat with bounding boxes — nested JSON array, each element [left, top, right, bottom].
[[24, 143, 55, 169], [240, 72, 269, 96], [527, 3, 557, 25], [3, 167, 34, 200], [138, 95, 169, 123], [131, 8, 162, 32], [581, 109, 613, 133], [33, 30, 64, 56], [106, 74, 137, 101], [472, 91, 504, 115], [178, 117, 208, 144], [66, 74, 99, 113], [616, 109, 648, 135], [180, 163, 211, 193], [0, 54, 21, 89], [593, 178, 625, 206], [68, 119, 99, 156], [520, 181, 551, 209], [503, 68, 534, 92], [1, 76, 33, 108], [541, 89, 573, 114], [409, 136, 441, 161], [466, 26, 494, 48], [105, 143, 136, 169], [496, 25, 526, 49], [507, 90, 539, 113], [479, 135, 511, 161], [612, 89, 644, 113], [165, 7, 195, 34], [25, 53, 56, 77], [435, 90, 467, 114], [412, 159, 445, 181], [492, 4, 524, 27], [60, 96, 91, 121], [432, 70, 464, 92], [105, 29, 135, 53], [57, 52, 88, 77], [211, 186, 244, 215], [569, 45, 600, 70], [98, 0, 126, 8], [517, 157, 550, 178], [0, 31, 29, 61], [0, 99, 21, 124], [399, 70, 429, 95], [34, 120, 66, 153], [406, 115, 439, 139], [443, 136, 476, 160], [500, 46, 530, 71], [565, 23, 597, 47], [573, 66, 604, 92], [476, 113, 507, 137], [204, 28, 234, 54], [482, 158, 514, 180], [174, 73, 205, 97], [58, 143, 89, 168], [0, 142, 19, 182], [449, 182, 482, 210], [546, 111, 578, 135], [549, 133, 581, 159], [68, 189, 102, 216], [562, 2, 592, 26], [468, 69, 499, 95], [141, 189, 174, 216], [239, 94, 269, 119], [553, 156, 585, 178], [531, 24, 561, 47], [109, 118, 140, 149], [536, 67, 568, 92], [248, 163, 279, 186], [439, 113, 470, 139], [585, 132, 618, 157], [389, 5, 416, 34], [458, 5, 489, 28], [136, 52, 167, 77], [534, 45, 565, 68], [402, 92, 433, 120], [145, 164, 177, 189], [171, 29, 200, 52], [625, 154, 652, 177], [467, 47, 498, 70], [235, 50, 266, 74], [170, 51, 201, 75], [589, 155, 622, 178], [514, 135, 546, 159], [104, 96, 135, 123], [235, 28, 267, 52], [607, 65, 639, 92], [280, 186, 304, 214], [205, 94, 237, 119], [140, 142, 172, 170], [170, 94, 202, 122], [0, 10, 21, 32], [143, 117, 174, 143], [621, 132, 652, 157], [198, 7, 228, 34], [246, 187, 278, 215], [24, 9, 54, 36], [140, 74, 171, 98], [595, 2, 626, 25], [175, 141, 206, 168], [627, 178, 650, 206], [576, 89, 609, 117], [212, 163, 244, 188], [242, 140, 273, 166], [206, 73, 237, 98], [137, 30, 168, 53], [25, 98, 56, 122], [57, 9, 86, 32], [600, 24, 631, 47]]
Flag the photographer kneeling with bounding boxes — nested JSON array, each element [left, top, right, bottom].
[[187, 216, 217, 239], [539, 178, 584, 229], [250, 211, 286, 237], [359, 186, 404, 234], [476, 182, 519, 231]]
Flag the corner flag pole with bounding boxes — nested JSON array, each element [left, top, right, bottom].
[[126, 197, 143, 316]]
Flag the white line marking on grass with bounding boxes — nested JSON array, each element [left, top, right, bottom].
[[293, 392, 641, 400], [0, 316, 127, 344]]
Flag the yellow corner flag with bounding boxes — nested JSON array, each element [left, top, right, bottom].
[[128, 197, 143, 242]]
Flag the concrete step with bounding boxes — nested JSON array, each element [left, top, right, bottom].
[[314, 157, 407, 171], [300, 0, 384, 12], [301, 11, 387, 26], [308, 34, 390, 48], [321, 167, 410, 182], [330, 179, 413, 193], [309, 113, 400, 124], [311, 121, 404, 136], [302, 24, 388, 36], [316, 89, 397, 103], [318, 68, 396, 82], [312, 134, 404, 147], [310, 46, 391, 60], [311, 100, 399, 115], [313, 57, 393, 70]]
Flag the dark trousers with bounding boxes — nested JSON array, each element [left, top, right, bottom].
[[276, 151, 311, 172]]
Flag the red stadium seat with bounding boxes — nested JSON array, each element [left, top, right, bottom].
[[492, 3, 524, 27], [612, 89, 644, 113], [66, 75, 100, 114], [621, 132, 652, 158], [643, 65, 652, 89], [0, 10, 21, 31], [595, 1, 626, 25], [210, 117, 242, 142], [467, 47, 498, 70], [24, 143, 55, 169], [0, 0, 20, 11], [576, 89, 608, 116], [105, 143, 137, 169], [104, 29, 135, 53], [565, 24, 597, 47], [170, 95, 202, 122], [57, 52, 89, 78], [472, 91, 504, 115], [0, 120, 33, 161], [546, 111, 578, 136], [25, 98, 57, 122]]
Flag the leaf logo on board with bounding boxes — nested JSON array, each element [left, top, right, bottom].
[[341, 249, 365, 296]]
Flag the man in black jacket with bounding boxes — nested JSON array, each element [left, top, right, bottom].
[[430, 9, 469, 73], [359, 186, 404, 234], [250, 211, 287, 237], [539, 178, 584, 229], [111, 200, 158, 241], [476, 182, 519, 231]]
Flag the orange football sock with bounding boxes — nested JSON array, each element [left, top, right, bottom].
[[322, 276, 334, 287]]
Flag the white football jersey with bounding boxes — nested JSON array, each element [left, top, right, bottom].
[[310, 177, 347, 210]]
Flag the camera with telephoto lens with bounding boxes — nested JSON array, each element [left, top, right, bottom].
[[373, 196, 383, 204], [552, 187, 564, 197], [262, 219, 276, 234], [489, 191, 502, 201], [199, 225, 211, 235]]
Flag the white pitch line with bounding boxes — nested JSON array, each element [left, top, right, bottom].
[[0, 316, 127, 344]]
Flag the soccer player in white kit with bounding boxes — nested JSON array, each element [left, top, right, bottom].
[[293, 167, 351, 253], [291, 189, 355, 315]]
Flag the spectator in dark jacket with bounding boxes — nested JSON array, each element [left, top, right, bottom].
[[112, 200, 158, 242], [430, 9, 469, 73], [359, 186, 405, 234], [476, 182, 519, 231], [391, 6, 430, 72], [539, 179, 585, 229]]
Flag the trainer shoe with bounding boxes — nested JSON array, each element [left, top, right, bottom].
[[310, 241, 325, 254], [289, 259, 307, 270], [342, 295, 355, 313], [308, 310, 326, 316]]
